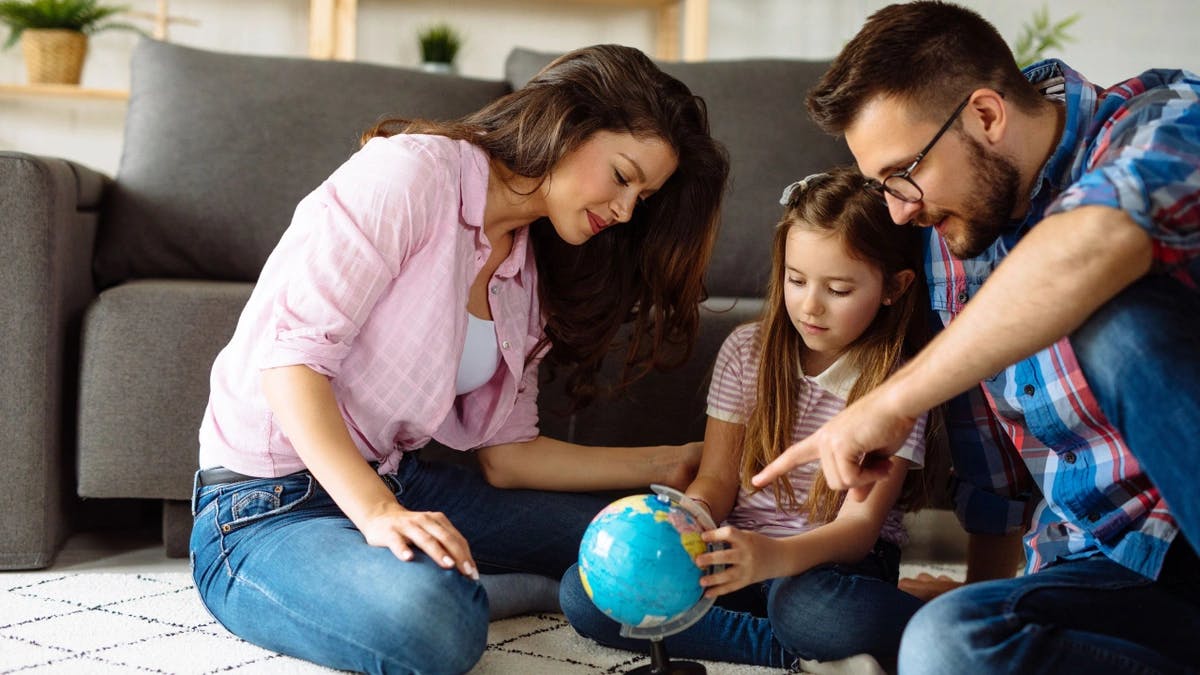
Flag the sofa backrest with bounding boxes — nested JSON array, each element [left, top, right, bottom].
[[506, 48, 852, 299], [94, 39, 512, 288], [98, 40, 852, 302]]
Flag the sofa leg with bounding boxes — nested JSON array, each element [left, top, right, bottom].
[[162, 500, 191, 559]]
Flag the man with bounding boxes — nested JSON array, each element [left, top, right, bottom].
[[751, 2, 1200, 672]]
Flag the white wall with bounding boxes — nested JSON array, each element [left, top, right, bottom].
[[2, 0, 1197, 175]]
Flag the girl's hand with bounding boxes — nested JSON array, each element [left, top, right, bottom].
[[694, 526, 784, 597], [359, 504, 479, 580]]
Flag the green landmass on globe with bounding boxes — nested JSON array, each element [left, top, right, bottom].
[[578, 492, 709, 628]]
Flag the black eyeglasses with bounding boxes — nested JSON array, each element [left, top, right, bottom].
[[864, 95, 972, 204]]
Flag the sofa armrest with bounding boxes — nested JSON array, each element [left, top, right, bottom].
[[0, 152, 107, 569]]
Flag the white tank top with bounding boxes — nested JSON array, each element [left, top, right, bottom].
[[455, 313, 502, 395]]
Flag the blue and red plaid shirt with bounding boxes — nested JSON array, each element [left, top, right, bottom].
[[934, 60, 1200, 579]]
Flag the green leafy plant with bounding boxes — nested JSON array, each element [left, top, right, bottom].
[[0, 0, 142, 49], [1012, 5, 1080, 69], [417, 22, 462, 64]]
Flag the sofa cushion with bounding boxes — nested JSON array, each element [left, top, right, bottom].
[[95, 39, 512, 288], [77, 280, 253, 499], [506, 49, 852, 299]]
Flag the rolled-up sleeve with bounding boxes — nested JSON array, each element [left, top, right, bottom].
[[258, 138, 440, 377], [1048, 72, 1200, 287]]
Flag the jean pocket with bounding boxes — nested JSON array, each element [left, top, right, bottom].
[[215, 475, 316, 535]]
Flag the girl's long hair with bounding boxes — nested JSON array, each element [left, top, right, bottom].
[[740, 167, 947, 522], [364, 45, 729, 409]]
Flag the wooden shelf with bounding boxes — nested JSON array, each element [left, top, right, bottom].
[[0, 83, 128, 101], [308, 0, 709, 62]]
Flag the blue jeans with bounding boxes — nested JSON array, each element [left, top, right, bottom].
[[190, 453, 611, 675], [559, 539, 923, 668], [1072, 275, 1200, 555], [899, 540, 1200, 674]]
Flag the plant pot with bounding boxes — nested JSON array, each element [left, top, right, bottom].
[[420, 61, 456, 75], [21, 29, 88, 85]]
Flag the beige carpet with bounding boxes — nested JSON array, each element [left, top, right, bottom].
[[0, 564, 964, 674]]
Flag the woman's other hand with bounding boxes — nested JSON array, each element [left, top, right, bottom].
[[655, 441, 703, 490], [359, 503, 479, 580], [898, 572, 963, 601]]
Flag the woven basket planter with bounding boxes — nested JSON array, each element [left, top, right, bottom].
[[21, 29, 88, 85]]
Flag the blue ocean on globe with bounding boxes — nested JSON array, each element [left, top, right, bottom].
[[578, 493, 707, 628]]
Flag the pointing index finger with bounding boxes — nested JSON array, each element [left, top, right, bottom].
[[750, 439, 818, 487]]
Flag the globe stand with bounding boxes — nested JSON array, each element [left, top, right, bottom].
[[617, 485, 727, 675], [626, 638, 707, 675]]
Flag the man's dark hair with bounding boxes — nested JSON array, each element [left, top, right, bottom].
[[807, 1, 1046, 133]]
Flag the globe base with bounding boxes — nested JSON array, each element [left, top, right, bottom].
[[627, 638, 708, 675]]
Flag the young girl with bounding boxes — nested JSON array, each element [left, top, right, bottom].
[[560, 167, 942, 670], [189, 45, 728, 675]]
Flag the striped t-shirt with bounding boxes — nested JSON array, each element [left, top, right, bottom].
[[706, 323, 926, 543]]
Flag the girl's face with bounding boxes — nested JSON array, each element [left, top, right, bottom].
[[543, 131, 678, 245], [783, 225, 887, 375]]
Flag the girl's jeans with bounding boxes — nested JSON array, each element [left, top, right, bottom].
[[190, 452, 610, 675], [559, 538, 923, 669]]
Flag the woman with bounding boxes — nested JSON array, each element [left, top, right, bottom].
[[190, 44, 729, 674]]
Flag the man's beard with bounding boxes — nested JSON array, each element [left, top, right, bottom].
[[925, 134, 1021, 260]]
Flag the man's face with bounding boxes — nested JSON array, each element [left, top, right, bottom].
[[845, 95, 1021, 259]]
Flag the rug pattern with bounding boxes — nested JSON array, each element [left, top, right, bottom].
[[0, 567, 963, 674]]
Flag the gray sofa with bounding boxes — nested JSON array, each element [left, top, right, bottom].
[[0, 39, 851, 569]]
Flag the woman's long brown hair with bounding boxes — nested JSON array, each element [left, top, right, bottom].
[[364, 45, 729, 410], [740, 167, 947, 522]]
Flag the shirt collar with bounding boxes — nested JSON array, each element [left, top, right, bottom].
[[460, 143, 530, 280], [801, 352, 859, 400], [1020, 58, 1097, 231]]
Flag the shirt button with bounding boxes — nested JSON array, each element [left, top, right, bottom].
[[489, 286, 499, 295], [957, 291, 968, 303], [501, 340, 511, 349], [1063, 452, 1076, 464], [1023, 384, 1035, 396]]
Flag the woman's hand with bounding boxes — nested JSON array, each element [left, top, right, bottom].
[[899, 572, 963, 601], [694, 526, 785, 598], [656, 441, 703, 491], [359, 503, 479, 580]]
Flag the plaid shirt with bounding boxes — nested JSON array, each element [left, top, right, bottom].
[[936, 60, 1200, 579]]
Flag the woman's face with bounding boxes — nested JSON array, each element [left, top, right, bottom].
[[543, 130, 678, 245]]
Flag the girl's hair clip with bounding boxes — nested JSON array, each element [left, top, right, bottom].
[[779, 172, 832, 205]]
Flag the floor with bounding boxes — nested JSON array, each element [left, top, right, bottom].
[[46, 531, 189, 575]]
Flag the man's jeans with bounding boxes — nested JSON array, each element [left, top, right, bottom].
[[190, 453, 610, 675], [559, 539, 923, 668], [899, 539, 1200, 674], [1072, 275, 1200, 555]]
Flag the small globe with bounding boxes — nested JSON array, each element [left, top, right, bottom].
[[578, 492, 708, 628]]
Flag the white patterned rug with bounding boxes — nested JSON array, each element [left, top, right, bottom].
[[0, 564, 964, 674]]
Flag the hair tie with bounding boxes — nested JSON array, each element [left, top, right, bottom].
[[779, 172, 832, 205]]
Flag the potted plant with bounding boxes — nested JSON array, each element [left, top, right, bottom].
[[1011, 5, 1080, 68], [417, 22, 462, 74], [0, 0, 143, 85]]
